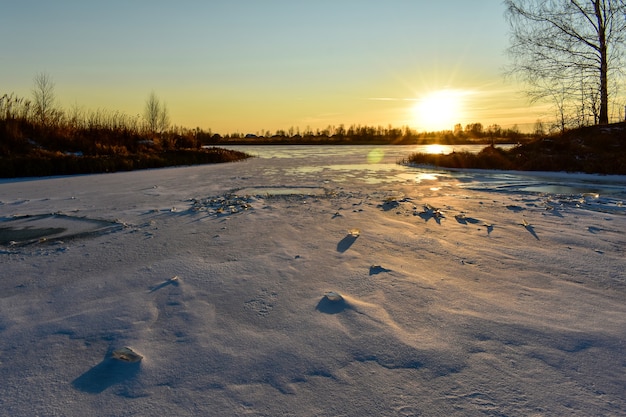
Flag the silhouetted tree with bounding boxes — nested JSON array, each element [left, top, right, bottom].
[[505, 0, 626, 125], [144, 91, 170, 134], [32, 73, 56, 126], [533, 120, 546, 136]]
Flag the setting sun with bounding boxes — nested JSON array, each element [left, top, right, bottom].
[[413, 90, 468, 132]]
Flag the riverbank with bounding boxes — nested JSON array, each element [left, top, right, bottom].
[[404, 123, 626, 175], [0, 147, 251, 178]]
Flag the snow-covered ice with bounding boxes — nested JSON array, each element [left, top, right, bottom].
[[1, 145, 625, 416]]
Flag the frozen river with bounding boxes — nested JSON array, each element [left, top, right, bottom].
[[1, 143, 625, 416], [225, 144, 626, 200]]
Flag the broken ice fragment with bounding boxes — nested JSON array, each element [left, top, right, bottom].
[[112, 347, 143, 363], [347, 228, 360, 237], [324, 291, 344, 302]]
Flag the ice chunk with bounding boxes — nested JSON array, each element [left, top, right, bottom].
[[111, 347, 143, 363]]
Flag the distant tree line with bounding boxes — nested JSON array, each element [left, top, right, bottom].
[[200, 123, 529, 146]]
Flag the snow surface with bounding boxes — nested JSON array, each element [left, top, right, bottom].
[[1, 145, 625, 416]]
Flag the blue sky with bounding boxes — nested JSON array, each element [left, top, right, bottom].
[[1, 1, 544, 133]]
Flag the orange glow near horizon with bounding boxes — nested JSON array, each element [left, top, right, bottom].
[[412, 89, 469, 132]]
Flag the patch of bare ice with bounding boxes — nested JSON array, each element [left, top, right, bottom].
[[0, 213, 123, 246]]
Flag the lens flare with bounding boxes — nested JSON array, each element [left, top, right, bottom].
[[367, 148, 384, 164]]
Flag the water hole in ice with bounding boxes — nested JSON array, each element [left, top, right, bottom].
[[0, 213, 123, 246]]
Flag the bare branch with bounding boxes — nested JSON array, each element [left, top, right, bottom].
[[505, 0, 626, 125]]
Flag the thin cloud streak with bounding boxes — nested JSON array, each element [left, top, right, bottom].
[[367, 97, 418, 101]]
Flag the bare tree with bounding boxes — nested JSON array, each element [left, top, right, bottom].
[[32, 72, 56, 126], [158, 102, 170, 134], [505, 0, 626, 126], [144, 91, 170, 134], [144, 91, 160, 133]]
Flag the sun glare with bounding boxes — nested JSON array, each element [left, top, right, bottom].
[[413, 90, 467, 132], [424, 144, 447, 154]]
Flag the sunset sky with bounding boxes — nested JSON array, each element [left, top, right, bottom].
[[1, 1, 548, 134]]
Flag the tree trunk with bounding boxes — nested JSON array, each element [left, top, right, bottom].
[[596, 0, 609, 124]]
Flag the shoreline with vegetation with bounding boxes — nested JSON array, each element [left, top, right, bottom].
[[403, 123, 626, 175], [1, 92, 252, 178], [0, 148, 251, 179]]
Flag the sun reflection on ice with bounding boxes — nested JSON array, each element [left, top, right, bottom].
[[414, 172, 442, 190], [424, 144, 447, 154], [417, 173, 439, 181]]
